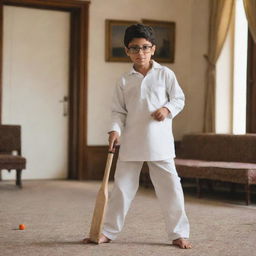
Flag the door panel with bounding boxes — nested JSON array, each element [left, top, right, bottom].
[[2, 6, 70, 179]]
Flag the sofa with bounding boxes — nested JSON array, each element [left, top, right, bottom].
[[175, 133, 256, 205]]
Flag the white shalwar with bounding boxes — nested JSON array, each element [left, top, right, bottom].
[[103, 60, 190, 241]]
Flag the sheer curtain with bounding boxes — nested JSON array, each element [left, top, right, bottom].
[[203, 0, 235, 132], [243, 0, 256, 42]]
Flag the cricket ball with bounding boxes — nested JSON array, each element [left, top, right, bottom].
[[19, 224, 26, 230]]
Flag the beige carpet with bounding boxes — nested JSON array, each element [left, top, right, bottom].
[[0, 180, 255, 256]]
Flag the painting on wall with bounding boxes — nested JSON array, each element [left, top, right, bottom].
[[142, 19, 175, 63], [105, 19, 138, 62]]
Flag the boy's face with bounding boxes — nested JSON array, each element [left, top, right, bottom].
[[125, 38, 156, 67]]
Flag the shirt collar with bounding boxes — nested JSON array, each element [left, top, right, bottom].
[[151, 60, 162, 69], [128, 60, 162, 75]]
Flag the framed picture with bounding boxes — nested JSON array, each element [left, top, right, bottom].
[[142, 20, 175, 63], [105, 19, 137, 62]]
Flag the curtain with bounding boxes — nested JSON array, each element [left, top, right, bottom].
[[243, 0, 256, 43], [203, 0, 235, 132]]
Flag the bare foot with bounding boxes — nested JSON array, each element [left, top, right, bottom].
[[172, 238, 192, 249], [98, 234, 111, 244], [82, 234, 111, 244]]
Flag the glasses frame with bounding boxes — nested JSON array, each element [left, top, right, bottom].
[[127, 45, 154, 54]]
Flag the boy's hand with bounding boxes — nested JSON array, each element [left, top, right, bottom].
[[151, 107, 170, 121], [108, 131, 120, 152]]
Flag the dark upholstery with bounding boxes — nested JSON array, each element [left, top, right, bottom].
[[175, 159, 256, 184], [0, 126, 21, 153], [175, 133, 256, 205], [0, 125, 26, 188], [178, 133, 256, 163], [0, 155, 26, 169]]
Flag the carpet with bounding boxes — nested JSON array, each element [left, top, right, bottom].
[[0, 180, 255, 256]]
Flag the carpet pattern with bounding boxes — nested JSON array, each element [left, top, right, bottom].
[[0, 180, 256, 256]]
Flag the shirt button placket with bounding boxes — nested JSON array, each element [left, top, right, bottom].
[[140, 76, 147, 100]]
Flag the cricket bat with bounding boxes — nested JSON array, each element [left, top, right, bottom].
[[89, 151, 114, 243]]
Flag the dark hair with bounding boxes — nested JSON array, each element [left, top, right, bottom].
[[124, 24, 156, 47]]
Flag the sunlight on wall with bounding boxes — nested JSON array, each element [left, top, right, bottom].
[[216, 24, 233, 134], [215, 0, 248, 134], [232, 0, 248, 134]]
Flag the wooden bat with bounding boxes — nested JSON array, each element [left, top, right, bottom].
[[89, 151, 114, 243]]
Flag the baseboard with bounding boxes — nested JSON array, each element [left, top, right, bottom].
[[83, 141, 181, 182]]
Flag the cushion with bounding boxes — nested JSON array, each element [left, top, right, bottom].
[[0, 154, 26, 170], [175, 158, 256, 184]]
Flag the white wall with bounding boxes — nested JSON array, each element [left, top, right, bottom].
[[87, 0, 210, 144]]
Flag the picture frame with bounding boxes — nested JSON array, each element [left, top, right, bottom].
[[142, 19, 175, 63], [105, 19, 138, 62]]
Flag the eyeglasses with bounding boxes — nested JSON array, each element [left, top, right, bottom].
[[127, 45, 153, 54]]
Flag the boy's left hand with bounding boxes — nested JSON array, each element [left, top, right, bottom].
[[151, 107, 170, 121]]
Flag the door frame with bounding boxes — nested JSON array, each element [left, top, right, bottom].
[[0, 0, 90, 179], [246, 30, 256, 133]]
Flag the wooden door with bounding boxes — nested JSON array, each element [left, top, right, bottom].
[[2, 6, 70, 179]]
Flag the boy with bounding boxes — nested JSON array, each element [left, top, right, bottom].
[[84, 24, 191, 249]]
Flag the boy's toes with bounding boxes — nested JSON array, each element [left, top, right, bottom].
[[98, 234, 111, 244], [172, 238, 192, 249], [82, 235, 111, 244], [82, 238, 93, 244]]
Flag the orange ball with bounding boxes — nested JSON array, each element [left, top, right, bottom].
[[19, 224, 26, 230]]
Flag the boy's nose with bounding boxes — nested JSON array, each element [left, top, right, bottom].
[[137, 49, 144, 55]]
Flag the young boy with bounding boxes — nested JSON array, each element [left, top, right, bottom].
[[84, 24, 191, 249]]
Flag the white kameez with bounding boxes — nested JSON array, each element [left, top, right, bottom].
[[110, 60, 185, 161]]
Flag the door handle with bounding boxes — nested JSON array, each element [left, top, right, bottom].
[[59, 96, 68, 116]]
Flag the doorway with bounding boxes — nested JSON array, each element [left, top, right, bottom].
[[0, 0, 89, 179], [3, 6, 70, 179]]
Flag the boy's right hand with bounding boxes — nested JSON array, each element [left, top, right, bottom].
[[108, 131, 120, 152]]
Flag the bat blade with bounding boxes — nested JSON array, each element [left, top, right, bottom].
[[89, 187, 108, 243], [88, 152, 114, 243]]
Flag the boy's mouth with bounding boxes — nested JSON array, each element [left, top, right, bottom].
[[136, 57, 145, 61]]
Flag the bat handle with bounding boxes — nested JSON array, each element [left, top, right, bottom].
[[102, 152, 114, 186], [108, 142, 117, 154]]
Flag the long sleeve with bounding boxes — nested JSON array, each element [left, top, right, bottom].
[[109, 79, 127, 135], [163, 70, 185, 119]]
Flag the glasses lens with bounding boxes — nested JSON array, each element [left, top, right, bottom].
[[142, 45, 152, 52], [129, 46, 140, 54]]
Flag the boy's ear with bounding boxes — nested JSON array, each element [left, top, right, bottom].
[[151, 45, 156, 55], [125, 47, 130, 56]]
